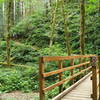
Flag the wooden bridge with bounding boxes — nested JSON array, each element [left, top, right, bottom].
[[39, 55, 100, 100]]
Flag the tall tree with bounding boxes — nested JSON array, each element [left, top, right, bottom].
[[98, 0, 100, 12], [0, 3, 4, 36], [80, 0, 85, 55], [29, 0, 33, 15], [61, 0, 71, 55], [49, 0, 52, 7], [6, 0, 14, 66], [49, 0, 58, 47], [13, 0, 16, 24], [45, 1, 49, 16]]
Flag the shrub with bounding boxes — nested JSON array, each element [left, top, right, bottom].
[[0, 66, 38, 93], [39, 44, 67, 56]]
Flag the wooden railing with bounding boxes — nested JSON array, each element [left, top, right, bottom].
[[91, 56, 100, 100], [39, 55, 95, 100]]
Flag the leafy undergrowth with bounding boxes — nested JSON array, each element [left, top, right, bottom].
[[0, 66, 38, 93], [0, 40, 39, 64], [0, 40, 66, 64]]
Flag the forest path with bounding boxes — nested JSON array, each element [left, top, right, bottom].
[[13, 41, 40, 50], [0, 91, 39, 100]]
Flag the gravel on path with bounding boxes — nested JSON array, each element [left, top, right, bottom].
[[0, 91, 39, 100]]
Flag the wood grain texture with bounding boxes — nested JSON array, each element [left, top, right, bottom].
[[53, 73, 92, 100], [61, 76, 92, 100]]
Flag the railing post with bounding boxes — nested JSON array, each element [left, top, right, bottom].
[[39, 57, 45, 100], [84, 58, 87, 74], [98, 56, 100, 99], [91, 56, 97, 100], [70, 59, 74, 84], [88, 57, 91, 73], [59, 61, 63, 93], [79, 58, 82, 79]]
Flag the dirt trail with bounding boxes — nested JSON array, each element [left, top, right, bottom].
[[14, 41, 39, 50], [0, 91, 39, 100]]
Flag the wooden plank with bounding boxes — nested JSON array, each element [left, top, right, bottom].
[[62, 96, 92, 100], [42, 55, 95, 62], [43, 61, 90, 77], [39, 57, 45, 100], [62, 98, 92, 100], [61, 76, 92, 100], [64, 94, 91, 98], [68, 91, 91, 95], [43, 67, 91, 92], [53, 72, 92, 100]]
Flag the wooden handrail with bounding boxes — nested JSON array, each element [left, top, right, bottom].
[[43, 66, 91, 92], [42, 55, 95, 62], [43, 61, 90, 77], [39, 55, 95, 100]]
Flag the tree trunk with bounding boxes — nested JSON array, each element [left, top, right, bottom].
[[80, 0, 85, 55], [16, 0, 21, 22], [49, 0, 52, 7], [14, 0, 16, 24], [29, 0, 33, 15], [2, 2, 5, 36], [6, 0, 14, 66], [98, 0, 100, 13], [61, 0, 71, 56], [49, 0, 58, 47], [45, 2, 49, 16]]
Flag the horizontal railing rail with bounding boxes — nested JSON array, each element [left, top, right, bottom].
[[39, 55, 95, 100], [43, 61, 90, 78], [41, 55, 95, 62]]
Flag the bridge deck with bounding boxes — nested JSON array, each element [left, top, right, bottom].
[[39, 56, 100, 100], [61, 76, 92, 100], [53, 73, 93, 100]]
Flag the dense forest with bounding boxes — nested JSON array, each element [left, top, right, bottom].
[[0, 0, 100, 100]]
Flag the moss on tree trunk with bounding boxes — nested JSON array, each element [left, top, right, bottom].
[[6, 0, 14, 66], [80, 0, 85, 55]]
